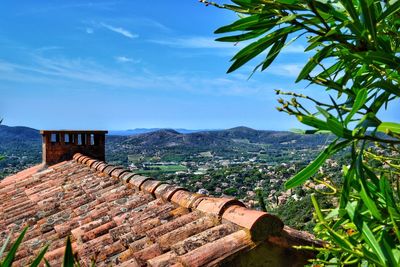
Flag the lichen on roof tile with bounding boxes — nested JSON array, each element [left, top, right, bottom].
[[0, 154, 314, 266]]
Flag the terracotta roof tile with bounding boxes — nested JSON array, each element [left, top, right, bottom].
[[195, 197, 245, 215], [0, 153, 314, 266], [178, 229, 253, 267], [170, 190, 205, 209], [141, 180, 166, 195], [129, 175, 151, 189]]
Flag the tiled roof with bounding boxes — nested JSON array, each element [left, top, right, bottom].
[[0, 153, 313, 266]]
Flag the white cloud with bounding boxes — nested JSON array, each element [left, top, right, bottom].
[[282, 44, 306, 53], [134, 18, 171, 32], [115, 56, 140, 63], [34, 46, 63, 53], [149, 36, 307, 54], [0, 61, 15, 72], [86, 27, 94, 34], [149, 36, 243, 49], [100, 23, 138, 39], [267, 63, 303, 77], [0, 55, 276, 97]]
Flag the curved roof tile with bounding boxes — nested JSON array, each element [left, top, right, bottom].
[[0, 154, 315, 266]]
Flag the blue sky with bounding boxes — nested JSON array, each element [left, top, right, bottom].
[[0, 1, 398, 131]]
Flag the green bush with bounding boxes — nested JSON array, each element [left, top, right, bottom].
[[0, 228, 92, 267], [206, 0, 400, 265]]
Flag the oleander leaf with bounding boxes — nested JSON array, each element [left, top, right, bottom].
[[2, 227, 28, 267], [377, 122, 400, 135], [285, 140, 349, 189]]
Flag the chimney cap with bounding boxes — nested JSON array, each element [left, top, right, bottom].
[[40, 130, 108, 134]]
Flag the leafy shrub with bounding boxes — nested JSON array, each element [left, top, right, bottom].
[[0, 228, 93, 267], [205, 0, 400, 265]]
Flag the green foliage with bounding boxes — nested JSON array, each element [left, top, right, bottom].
[[63, 236, 75, 267], [273, 195, 315, 233], [256, 188, 267, 212], [224, 187, 238, 195], [207, 0, 400, 265], [0, 125, 41, 179], [0, 228, 88, 267], [0, 227, 48, 267]]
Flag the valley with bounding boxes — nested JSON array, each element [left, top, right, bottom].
[[0, 125, 340, 231]]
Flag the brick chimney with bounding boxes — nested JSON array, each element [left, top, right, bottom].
[[40, 130, 108, 166]]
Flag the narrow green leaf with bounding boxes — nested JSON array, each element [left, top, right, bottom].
[[359, 183, 382, 220], [285, 146, 331, 189], [316, 106, 351, 138], [0, 230, 12, 259], [311, 194, 325, 222], [345, 201, 357, 221], [362, 223, 387, 266], [339, 0, 360, 22], [361, 246, 383, 265], [296, 115, 329, 131], [316, 106, 330, 119], [228, 52, 262, 73], [30, 245, 49, 267], [285, 140, 349, 189], [216, 28, 269, 42], [345, 88, 367, 125], [227, 27, 295, 73], [276, 0, 298, 4], [232, 26, 297, 60], [261, 34, 287, 70], [340, 164, 353, 208], [317, 61, 343, 80], [360, 0, 377, 43], [215, 14, 265, 33], [63, 236, 75, 267], [369, 92, 392, 113], [313, 1, 348, 21], [381, 231, 398, 267], [305, 36, 322, 51], [327, 117, 347, 137], [378, 0, 400, 21], [355, 51, 400, 70], [377, 122, 400, 135], [277, 14, 297, 24], [2, 227, 28, 267], [296, 45, 332, 82], [356, 112, 381, 129]]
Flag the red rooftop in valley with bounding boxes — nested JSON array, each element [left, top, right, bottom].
[[0, 130, 317, 266]]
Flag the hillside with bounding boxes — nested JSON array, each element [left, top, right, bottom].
[[0, 124, 332, 177], [0, 125, 42, 177], [109, 128, 205, 136], [106, 126, 332, 164]]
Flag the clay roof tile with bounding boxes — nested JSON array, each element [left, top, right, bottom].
[[0, 153, 315, 266]]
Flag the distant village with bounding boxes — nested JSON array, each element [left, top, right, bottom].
[[124, 145, 342, 209]]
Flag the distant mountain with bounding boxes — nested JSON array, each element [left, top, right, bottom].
[[0, 125, 40, 141], [106, 126, 332, 162], [0, 125, 42, 177], [0, 124, 333, 176], [109, 128, 209, 136]]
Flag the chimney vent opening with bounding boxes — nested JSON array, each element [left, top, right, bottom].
[[64, 133, 70, 144], [77, 134, 83, 145], [50, 133, 59, 143], [90, 134, 95, 145]]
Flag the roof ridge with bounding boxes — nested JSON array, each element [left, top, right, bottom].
[[73, 153, 284, 241]]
